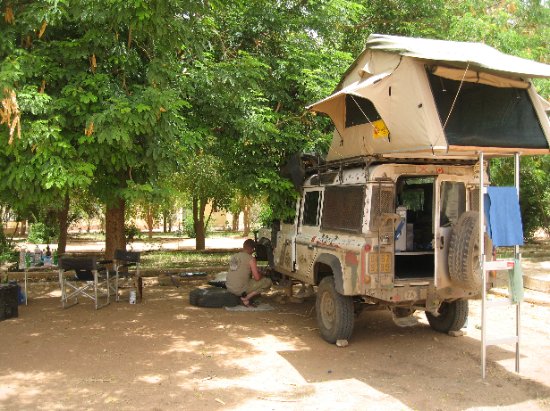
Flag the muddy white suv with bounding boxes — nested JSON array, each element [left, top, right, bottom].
[[259, 157, 491, 343]]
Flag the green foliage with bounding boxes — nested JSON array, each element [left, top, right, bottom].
[[183, 214, 196, 239], [491, 156, 550, 239], [0, 0, 549, 241], [27, 222, 57, 244], [183, 214, 211, 239], [125, 223, 142, 243]]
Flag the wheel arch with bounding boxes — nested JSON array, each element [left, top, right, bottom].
[[314, 253, 344, 293]]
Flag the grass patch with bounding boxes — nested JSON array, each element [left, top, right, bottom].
[[141, 250, 233, 269], [496, 239, 550, 261]]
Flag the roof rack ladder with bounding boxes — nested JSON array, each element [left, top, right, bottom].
[[480, 152, 521, 379]]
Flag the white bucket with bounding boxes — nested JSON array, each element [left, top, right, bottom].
[[129, 289, 137, 304]]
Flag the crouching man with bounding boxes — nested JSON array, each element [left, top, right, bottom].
[[226, 239, 272, 307]]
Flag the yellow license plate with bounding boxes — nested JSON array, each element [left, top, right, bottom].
[[368, 253, 392, 273]]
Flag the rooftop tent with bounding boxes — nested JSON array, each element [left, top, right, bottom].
[[308, 34, 550, 161]]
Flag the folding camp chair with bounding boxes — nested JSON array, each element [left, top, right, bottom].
[[58, 257, 112, 309], [114, 250, 142, 302]]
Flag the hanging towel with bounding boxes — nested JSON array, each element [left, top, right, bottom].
[[508, 258, 524, 304], [486, 187, 524, 247]]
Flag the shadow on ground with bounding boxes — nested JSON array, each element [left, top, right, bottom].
[[1, 279, 549, 410]]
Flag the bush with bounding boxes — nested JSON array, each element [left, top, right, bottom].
[[257, 203, 274, 228], [0, 249, 15, 266], [183, 215, 211, 238], [184, 215, 196, 238], [27, 222, 57, 244], [125, 223, 142, 243]]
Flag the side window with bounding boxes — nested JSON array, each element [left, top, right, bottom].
[[302, 191, 321, 226], [322, 185, 364, 232], [440, 182, 466, 227]]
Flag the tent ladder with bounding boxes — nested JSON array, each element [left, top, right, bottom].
[[479, 152, 521, 379]]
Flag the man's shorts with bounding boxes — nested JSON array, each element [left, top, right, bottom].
[[245, 277, 272, 294]]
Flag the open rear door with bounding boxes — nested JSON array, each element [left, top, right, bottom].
[[434, 176, 467, 289]]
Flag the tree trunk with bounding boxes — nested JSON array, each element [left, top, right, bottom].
[[232, 212, 239, 231], [162, 210, 168, 233], [105, 198, 126, 260], [243, 205, 250, 237], [145, 205, 154, 239], [19, 220, 27, 236], [57, 193, 70, 255], [193, 196, 206, 250]]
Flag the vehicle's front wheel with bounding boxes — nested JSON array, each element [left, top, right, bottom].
[[425, 299, 468, 333], [316, 276, 355, 343]]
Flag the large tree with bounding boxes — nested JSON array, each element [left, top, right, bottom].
[[0, 0, 201, 257]]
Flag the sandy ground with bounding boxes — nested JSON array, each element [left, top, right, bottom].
[[1, 276, 550, 411]]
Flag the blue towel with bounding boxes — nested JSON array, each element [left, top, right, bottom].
[[486, 187, 524, 247]]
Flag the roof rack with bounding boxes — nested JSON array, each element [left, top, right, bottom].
[[305, 155, 477, 175]]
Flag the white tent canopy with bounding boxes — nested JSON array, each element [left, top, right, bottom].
[[365, 34, 550, 79], [309, 34, 550, 161]]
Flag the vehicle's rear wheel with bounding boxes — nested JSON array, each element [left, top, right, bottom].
[[425, 299, 468, 333], [315, 277, 354, 343]]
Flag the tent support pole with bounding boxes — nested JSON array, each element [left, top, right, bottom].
[[514, 152, 521, 373], [479, 152, 487, 379]]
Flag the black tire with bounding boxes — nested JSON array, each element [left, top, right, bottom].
[[189, 287, 240, 308], [425, 299, 468, 333], [207, 280, 227, 288], [315, 277, 355, 344], [448, 211, 492, 289]]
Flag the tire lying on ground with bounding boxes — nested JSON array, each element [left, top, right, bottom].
[[189, 286, 240, 308], [448, 211, 492, 290], [207, 271, 227, 288], [425, 299, 468, 333]]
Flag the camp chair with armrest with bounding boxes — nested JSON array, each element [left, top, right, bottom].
[[114, 250, 142, 302], [58, 257, 112, 310]]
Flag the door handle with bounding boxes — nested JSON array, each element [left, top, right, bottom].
[[439, 236, 445, 249]]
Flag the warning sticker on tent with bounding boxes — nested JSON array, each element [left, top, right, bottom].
[[372, 119, 389, 139]]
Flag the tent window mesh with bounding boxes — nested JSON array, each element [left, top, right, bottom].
[[427, 71, 548, 149], [322, 185, 364, 232], [345, 95, 382, 128]]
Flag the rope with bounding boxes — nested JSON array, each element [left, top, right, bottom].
[[442, 62, 470, 130], [350, 95, 373, 124]]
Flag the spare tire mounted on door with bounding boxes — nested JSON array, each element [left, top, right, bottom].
[[448, 211, 492, 290]]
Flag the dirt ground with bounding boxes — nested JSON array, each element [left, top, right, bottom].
[[1, 275, 550, 411]]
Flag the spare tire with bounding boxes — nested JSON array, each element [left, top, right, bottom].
[[448, 211, 492, 289], [189, 287, 240, 308]]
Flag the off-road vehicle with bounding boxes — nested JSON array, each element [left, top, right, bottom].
[[258, 157, 492, 342]]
